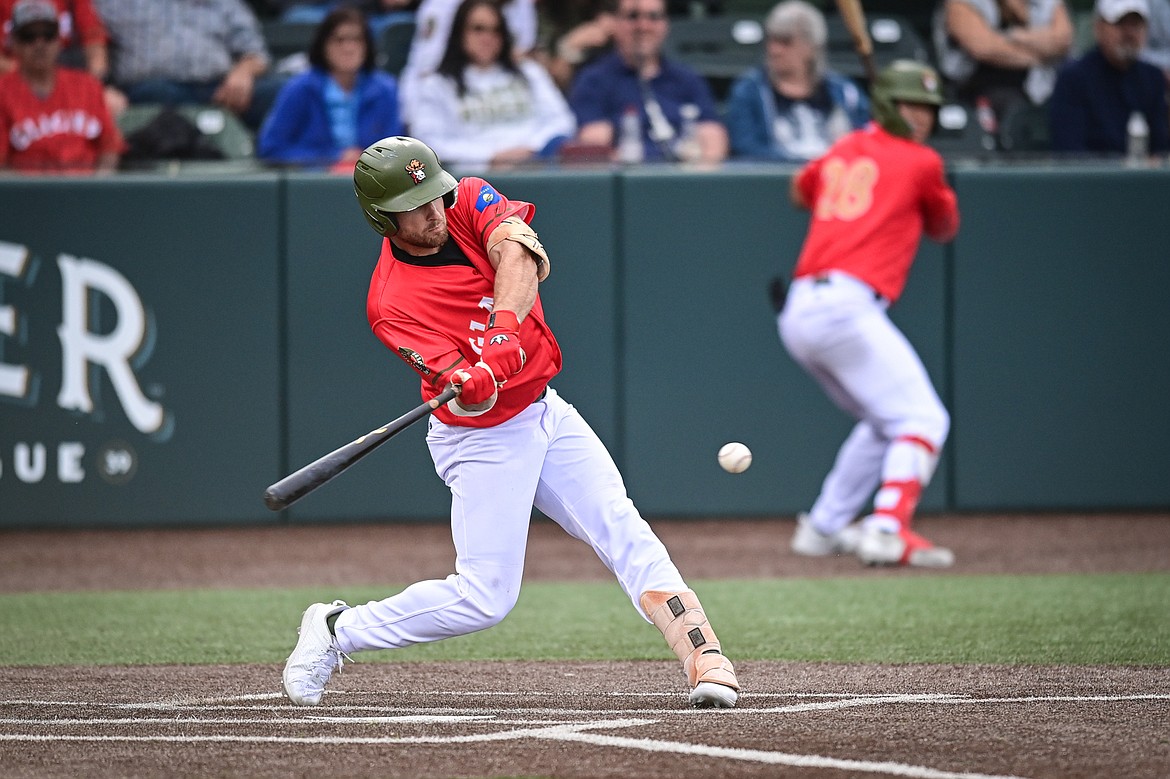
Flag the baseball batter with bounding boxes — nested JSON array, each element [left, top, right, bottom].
[[780, 60, 960, 568], [282, 136, 739, 709]]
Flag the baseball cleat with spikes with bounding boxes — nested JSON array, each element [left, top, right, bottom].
[[282, 600, 351, 706], [690, 681, 738, 709]]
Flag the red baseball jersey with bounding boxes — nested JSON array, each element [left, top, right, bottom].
[[367, 176, 563, 428], [0, 0, 109, 52], [0, 67, 124, 171], [792, 123, 959, 303]]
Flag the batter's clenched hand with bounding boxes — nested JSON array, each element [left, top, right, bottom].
[[480, 309, 526, 382], [449, 363, 498, 408]]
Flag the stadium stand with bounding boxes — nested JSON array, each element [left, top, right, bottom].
[[998, 102, 1051, 154], [117, 104, 259, 170], [824, 12, 933, 80], [929, 100, 994, 159], [377, 17, 415, 77], [662, 15, 766, 102]]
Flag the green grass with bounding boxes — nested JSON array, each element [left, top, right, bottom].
[[2, 573, 1167, 667]]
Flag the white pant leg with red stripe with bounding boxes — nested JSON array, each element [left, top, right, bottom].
[[778, 274, 949, 535]]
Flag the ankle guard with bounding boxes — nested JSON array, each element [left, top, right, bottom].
[[640, 590, 739, 690]]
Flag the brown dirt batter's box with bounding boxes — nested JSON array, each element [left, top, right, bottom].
[[2, 661, 1167, 779]]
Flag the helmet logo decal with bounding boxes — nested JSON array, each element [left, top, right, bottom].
[[923, 73, 938, 92], [405, 158, 427, 184], [397, 346, 431, 375]]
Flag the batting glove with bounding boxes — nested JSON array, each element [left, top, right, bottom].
[[448, 362, 498, 415], [480, 309, 525, 383]]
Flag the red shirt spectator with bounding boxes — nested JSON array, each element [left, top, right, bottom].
[[0, 0, 123, 172], [0, 0, 110, 78]]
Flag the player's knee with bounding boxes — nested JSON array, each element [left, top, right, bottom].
[[461, 573, 522, 630], [890, 405, 949, 451], [925, 405, 950, 448]]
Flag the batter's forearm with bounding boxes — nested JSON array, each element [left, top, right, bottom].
[[490, 243, 539, 320]]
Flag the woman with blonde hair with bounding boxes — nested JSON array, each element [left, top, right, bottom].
[[725, 0, 869, 161]]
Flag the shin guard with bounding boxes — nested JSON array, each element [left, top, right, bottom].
[[640, 590, 739, 691]]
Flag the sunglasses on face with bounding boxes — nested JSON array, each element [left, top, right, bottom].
[[620, 10, 666, 22], [467, 23, 501, 34], [15, 26, 58, 43]]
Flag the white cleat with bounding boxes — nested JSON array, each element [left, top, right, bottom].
[[856, 525, 955, 568], [282, 600, 350, 706], [790, 513, 862, 557], [689, 682, 738, 709]]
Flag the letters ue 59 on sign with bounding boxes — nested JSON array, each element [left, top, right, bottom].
[[0, 240, 169, 486]]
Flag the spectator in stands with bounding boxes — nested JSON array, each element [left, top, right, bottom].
[[409, 0, 574, 169], [568, 0, 727, 163], [2, 0, 101, 75], [0, 0, 126, 115], [538, 0, 615, 92], [0, 0, 124, 172], [398, 0, 537, 128], [1049, 0, 1169, 154], [258, 6, 403, 169], [724, 0, 869, 161], [94, 0, 285, 131], [933, 0, 1073, 142]]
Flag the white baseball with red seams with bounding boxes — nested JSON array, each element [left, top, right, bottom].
[[718, 442, 752, 474]]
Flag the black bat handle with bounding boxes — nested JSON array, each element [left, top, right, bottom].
[[263, 385, 458, 511]]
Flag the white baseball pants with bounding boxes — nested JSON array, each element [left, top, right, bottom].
[[333, 387, 688, 655], [778, 272, 950, 535]]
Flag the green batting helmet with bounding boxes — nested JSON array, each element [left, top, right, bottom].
[[353, 136, 458, 236], [871, 59, 943, 139]]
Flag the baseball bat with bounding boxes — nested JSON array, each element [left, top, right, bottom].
[[263, 385, 458, 511], [834, 0, 876, 85]]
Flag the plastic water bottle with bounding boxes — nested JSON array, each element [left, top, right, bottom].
[[617, 106, 644, 165], [1126, 111, 1149, 166], [674, 104, 702, 163]]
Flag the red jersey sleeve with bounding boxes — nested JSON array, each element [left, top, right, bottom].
[[919, 152, 959, 243], [794, 156, 823, 209], [445, 177, 534, 270]]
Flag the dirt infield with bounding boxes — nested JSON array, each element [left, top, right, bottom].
[[2, 514, 1169, 779]]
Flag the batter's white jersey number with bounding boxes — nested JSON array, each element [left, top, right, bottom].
[[814, 157, 878, 222]]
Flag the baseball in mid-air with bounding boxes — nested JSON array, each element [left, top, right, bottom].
[[717, 442, 752, 474]]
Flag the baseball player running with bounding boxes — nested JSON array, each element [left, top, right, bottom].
[[282, 136, 739, 708], [780, 60, 960, 568]]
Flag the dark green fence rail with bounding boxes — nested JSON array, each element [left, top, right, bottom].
[[1, 164, 1166, 527]]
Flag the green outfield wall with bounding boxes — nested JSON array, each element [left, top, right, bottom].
[[1, 164, 1167, 527]]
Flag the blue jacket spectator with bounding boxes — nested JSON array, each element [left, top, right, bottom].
[[725, 1, 869, 162], [1049, 0, 1169, 154], [568, 0, 727, 163], [258, 6, 404, 168]]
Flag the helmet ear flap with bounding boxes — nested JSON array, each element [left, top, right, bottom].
[[361, 207, 398, 236], [442, 189, 457, 209]]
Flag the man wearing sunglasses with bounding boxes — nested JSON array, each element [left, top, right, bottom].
[[0, 0, 123, 172], [569, 0, 727, 163]]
